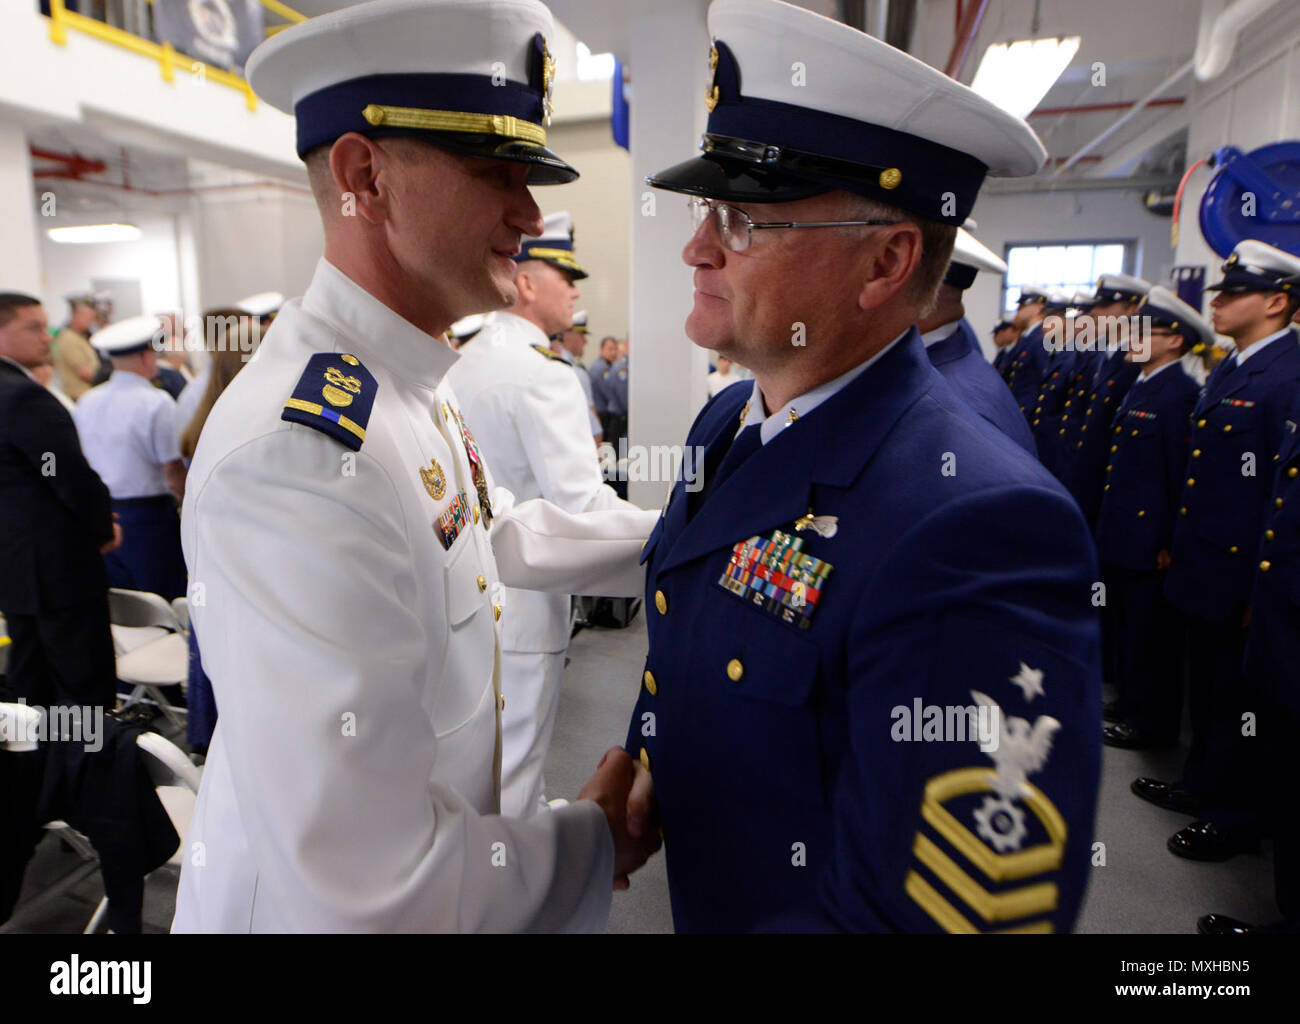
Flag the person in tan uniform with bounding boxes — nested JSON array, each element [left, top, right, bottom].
[[51, 295, 100, 402]]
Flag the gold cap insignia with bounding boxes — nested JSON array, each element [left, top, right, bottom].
[[542, 42, 557, 126], [705, 44, 720, 113], [879, 168, 903, 190]]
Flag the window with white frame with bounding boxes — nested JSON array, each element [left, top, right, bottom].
[[1002, 241, 1132, 315]]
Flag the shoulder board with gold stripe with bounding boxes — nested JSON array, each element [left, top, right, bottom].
[[281, 352, 377, 452], [532, 344, 567, 362]]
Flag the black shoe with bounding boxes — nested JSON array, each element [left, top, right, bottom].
[[1103, 723, 1165, 749], [1131, 777, 1201, 814], [1168, 821, 1261, 862], [1197, 914, 1282, 935], [1102, 700, 1122, 723]]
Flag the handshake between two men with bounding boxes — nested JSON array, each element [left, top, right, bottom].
[[579, 747, 661, 890]]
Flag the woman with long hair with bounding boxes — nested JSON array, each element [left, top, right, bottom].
[[179, 308, 261, 756]]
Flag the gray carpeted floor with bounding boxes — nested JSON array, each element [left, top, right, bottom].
[[1, 613, 1276, 934]]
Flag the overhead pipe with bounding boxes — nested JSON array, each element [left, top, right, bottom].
[[1054, 59, 1194, 176], [944, 0, 988, 79], [1194, 0, 1282, 81], [1030, 97, 1185, 118]]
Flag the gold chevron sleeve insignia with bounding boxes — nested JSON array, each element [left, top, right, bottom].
[[906, 767, 1067, 933]]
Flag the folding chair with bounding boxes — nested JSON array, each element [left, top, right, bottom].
[[83, 731, 201, 933], [108, 589, 189, 730]]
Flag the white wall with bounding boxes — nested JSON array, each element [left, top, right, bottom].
[[965, 188, 1178, 356], [39, 211, 185, 324], [0, 124, 42, 295], [195, 188, 323, 310]]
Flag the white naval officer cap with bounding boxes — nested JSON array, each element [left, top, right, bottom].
[[1206, 239, 1300, 294], [647, 0, 1045, 222], [449, 313, 486, 342], [571, 310, 589, 333], [1070, 290, 1098, 311], [1093, 273, 1151, 305], [944, 228, 1007, 290], [1042, 288, 1075, 314], [245, 0, 576, 184], [516, 210, 588, 279], [1140, 286, 1217, 350], [235, 291, 284, 317], [90, 315, 164, 357]]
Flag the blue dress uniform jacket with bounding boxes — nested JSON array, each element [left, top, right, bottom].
[[1095, 364, 1199, 571], [1004, 324, 1050, 420], [1059, 349, 1140, 525], [926, 319, 1035, 455], [1247, 402, 1300, 712], [1164, 334, 1300, 623], [1029, 345, 1076, 476], [625, 329, 1102, 933]]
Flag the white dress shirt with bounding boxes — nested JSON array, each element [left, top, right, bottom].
[[74, 370, 180, 498]]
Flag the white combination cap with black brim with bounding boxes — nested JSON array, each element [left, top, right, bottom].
[[646, 0, 1045, 222], [90, 315, 164, 358], [1140, 286, 1217, 350], [246, 0, 577, 186], [944, 228, 1007, 291], [1205, 240, 1300, 294], [515, 210, 589, 280]]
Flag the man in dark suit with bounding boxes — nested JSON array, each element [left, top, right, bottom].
[[0, 292, 119, 710]]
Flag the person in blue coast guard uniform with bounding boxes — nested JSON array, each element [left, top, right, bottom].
[[1201, 390, 1300, 935], [991, 319, 1018, 376], [916, 227, 1036, 454], [1134, 240, 1300, 864], [624, 0, 1102, 933], [1201, 387, 1300, 935], [1043, 291, 1101, 475], [73, 315, 188, 601], [448, 211, 648, 819], [1002, 286, 1050, 415], [1028, 288, 1080, 477], [1058, 273, 1149, 532], [171, 0, 662, 934], [1094, 287, 1208, 751]]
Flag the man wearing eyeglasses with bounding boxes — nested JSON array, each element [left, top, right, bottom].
[[622, 0, 1102, 933]]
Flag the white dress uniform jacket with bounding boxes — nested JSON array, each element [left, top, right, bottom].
[[449, 312, 642, 654], [74, 371, 180, 498], [172, 260, 653, 932]]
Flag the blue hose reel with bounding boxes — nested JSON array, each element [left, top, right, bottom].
[[1199, 141, 1300, 258]]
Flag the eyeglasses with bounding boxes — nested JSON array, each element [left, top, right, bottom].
[[687, 197, 899, 253]]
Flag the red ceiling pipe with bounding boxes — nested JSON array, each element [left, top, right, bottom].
[[1031, 97, 1185, 117], [29, 146, 107, 177], [945, 0, 989, 79]]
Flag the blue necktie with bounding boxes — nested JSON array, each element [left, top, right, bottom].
[[691, 423, 763, 519], [713, 423, 764, 489]]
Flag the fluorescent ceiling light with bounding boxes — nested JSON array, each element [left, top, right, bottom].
[[575, 41, 615, 82], [970, 36, 1081, 119], [46, 223, 142, 244]]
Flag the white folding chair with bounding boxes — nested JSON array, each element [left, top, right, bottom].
[[83, 731, 201, 934], [170, 597, 190, 633], [108, 589, 189, 729]]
